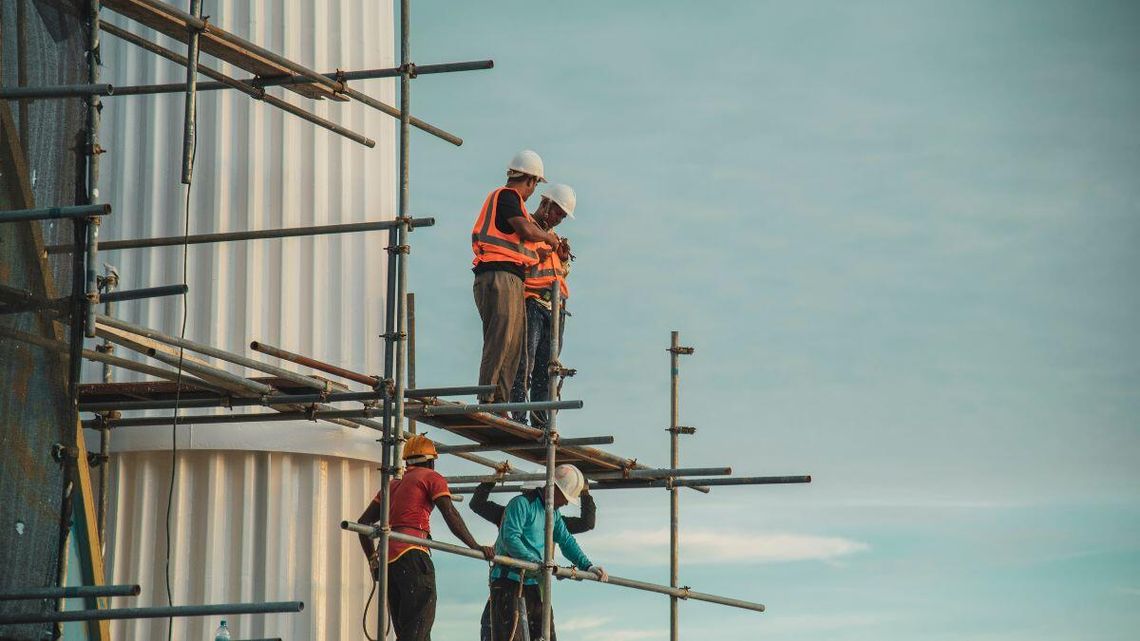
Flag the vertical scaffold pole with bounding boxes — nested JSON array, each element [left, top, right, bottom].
[[180, 0, 203, 184], [393, 0, 411, 478], [668, 331, 694, 641], [84, 0, 102, 339], [97, 264, 116, 550], [379, 0, 413, 635], [541, 282, 562, 641]]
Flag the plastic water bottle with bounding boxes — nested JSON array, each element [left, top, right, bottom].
[[213, 620, 231, 641]]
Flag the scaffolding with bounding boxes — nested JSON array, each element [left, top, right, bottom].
[[0, 1, 812, 640]]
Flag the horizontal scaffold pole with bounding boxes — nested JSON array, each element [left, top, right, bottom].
[[0, 61, 493, 99], [341, 523, 765, 614], [84, 403, 580, 429], [0, 203, 110, 223], [47, 218, 436, 254], [0, 600, 304, 625], [0, 325, 218, 389], [105, 0, 463, 145], [99, 21, 375, 148], [409, 399, 583, 417], [77, 384, 492, 413], [449, 475, 813, 494], [434, 436, 614, 454], [251, 340, 379, 387], [99, 283, 187, 304], [0, 584, 140, 601], [443, 467, 732, 485]]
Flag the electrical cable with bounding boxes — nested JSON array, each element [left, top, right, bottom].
[[165, 169, 193, 641], [361, 579, 378, 641]]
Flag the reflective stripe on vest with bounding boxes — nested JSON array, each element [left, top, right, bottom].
[[525, 251, 569, 300], [471, 187, 541, 267]]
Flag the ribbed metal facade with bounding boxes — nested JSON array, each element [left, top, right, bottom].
[[106, 450, 381, 641], [94, 1, 395, 639]]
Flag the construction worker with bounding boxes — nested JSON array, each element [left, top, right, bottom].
[[509, 184, 576, 427], [356, 434, 495, 641], [487, 464, 608, 641], [470, 478, 597, 641], [471, 150, 561, 406]]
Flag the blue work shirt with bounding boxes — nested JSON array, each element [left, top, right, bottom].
[[490, 492, 592, 585]]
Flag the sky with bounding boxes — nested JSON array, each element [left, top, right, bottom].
[[375, 1, 1138, 639]]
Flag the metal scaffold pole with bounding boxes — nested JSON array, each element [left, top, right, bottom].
[[669, 331, 694, 641], [180, 0, 204, 184], [378, 0, 415, 635], [343, 524, 768, 614], [542, 281, 563, 641]]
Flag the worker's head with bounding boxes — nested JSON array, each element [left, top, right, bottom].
[[403, 434, 437, 468], [552, 464, 586, 508], [535, 184, 576, 229], [506, 150, 547, 200]]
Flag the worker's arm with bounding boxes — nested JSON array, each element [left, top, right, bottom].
[[563, 489, 596, 534], [357, 498, 384, 579], [435, 495, 495, 560], [469, 481, 506, 526], [508, 215, 559, 247], [553, 514, 592, 571], [499, 496, 543, 564]]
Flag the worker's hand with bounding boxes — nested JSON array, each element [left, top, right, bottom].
[[557, 237, 572, 261], [579, 484, 590, 497], [536, 245, 552, 262], [479, 545, 496, 561], [588, 565, 609, 582]]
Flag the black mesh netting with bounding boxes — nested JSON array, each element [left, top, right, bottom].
[[1, 2, 91, 639]]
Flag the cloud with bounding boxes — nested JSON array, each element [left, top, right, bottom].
[[585, 628, 666, 641], [586, 528, 868, 565], [559, 615, 612, 632]]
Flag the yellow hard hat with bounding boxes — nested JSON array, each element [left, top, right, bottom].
[[403, 434, 437, 463]]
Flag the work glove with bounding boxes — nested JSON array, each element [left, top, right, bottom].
[[588, 565, 609, 582]]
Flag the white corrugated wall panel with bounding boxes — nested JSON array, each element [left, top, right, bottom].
[[106, 450, 383, 641], [96, 0, 393, 397], [93, 1, 396, 639]]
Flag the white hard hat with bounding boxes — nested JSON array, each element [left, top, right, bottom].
[[553, 464, 586, 506], [508, 149, 547, 183], [541, 184, 576, 219]]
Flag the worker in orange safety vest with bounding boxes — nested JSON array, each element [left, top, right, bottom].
[[509, 183, 576, 428], [471, 150, 561, 406]]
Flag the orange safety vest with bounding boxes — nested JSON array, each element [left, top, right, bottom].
[[525, 251, 569, 302], [471, 187, 542, 269]]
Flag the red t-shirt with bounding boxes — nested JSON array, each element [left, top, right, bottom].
[[371, 465, 450, 562]]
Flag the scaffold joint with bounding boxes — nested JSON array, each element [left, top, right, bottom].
[[667, 346, 695, 355]]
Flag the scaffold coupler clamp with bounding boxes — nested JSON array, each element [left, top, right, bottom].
[[667, 345, 695, 356], [493, 460, 513, 477], [679, 586, 692, 600], [385, 241, 411, 254], [399, 62, 419, 79], [667, 425, 697, 436]]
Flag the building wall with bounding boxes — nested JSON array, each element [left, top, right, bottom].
[[94, 1, 396, 639], [106, 450, 383, 641]]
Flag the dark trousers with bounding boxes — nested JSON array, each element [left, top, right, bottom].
[[509, 299, 566, 427], [488, 578, 556, 641], [388, 550, 437, 641], [474, 271, 526, 403]]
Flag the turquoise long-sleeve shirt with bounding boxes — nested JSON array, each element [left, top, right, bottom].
[[490, 492, 592, 585]]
